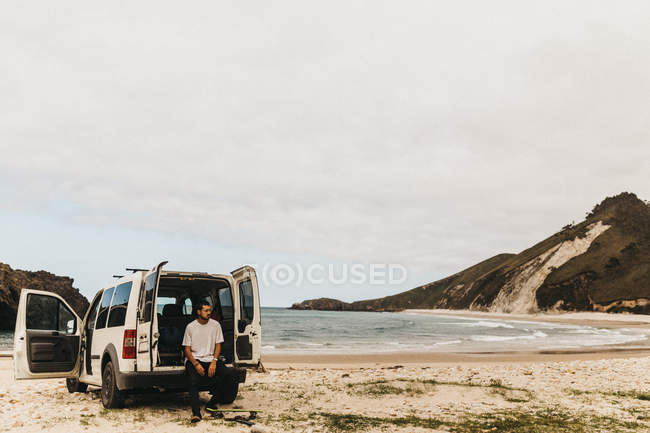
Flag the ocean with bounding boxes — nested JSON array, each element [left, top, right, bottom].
[[2, 307, 648, 354]]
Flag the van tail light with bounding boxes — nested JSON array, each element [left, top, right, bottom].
[[123, 329, 136, 359]]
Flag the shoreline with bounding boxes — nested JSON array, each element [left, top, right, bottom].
[[262, 346, 650, 368], [405, 308, 650, 329]]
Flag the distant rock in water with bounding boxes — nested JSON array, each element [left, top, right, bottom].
[[0, 263, 90, 330], [290, 297, 405, 312], [291, 192, 650, 315], [290, 298, 351, 311]]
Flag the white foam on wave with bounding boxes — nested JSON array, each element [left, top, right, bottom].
[[447, 321, 515, 329], [470, 335, 536, 342]]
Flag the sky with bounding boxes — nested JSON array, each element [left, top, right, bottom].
[[1, 1, 649, 307]]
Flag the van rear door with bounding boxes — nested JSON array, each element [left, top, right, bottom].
[[14, 289, 82, 379], [231, 266, 261, 366], [136, 261, 166, 371]]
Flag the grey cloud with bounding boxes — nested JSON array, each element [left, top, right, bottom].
[[1, 1, 649, 277]]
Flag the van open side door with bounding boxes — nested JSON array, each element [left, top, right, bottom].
[[231, 266, 261, 366], [136, 261, 167, 371], [14, 289, 82, 380]]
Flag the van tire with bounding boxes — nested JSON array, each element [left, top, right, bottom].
[[66, 378, 88, 393], [217, 377, 239, 404], [101, 361, 124, 408]]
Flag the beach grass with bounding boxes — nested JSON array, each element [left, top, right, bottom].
[[318, 409, 649, 432]]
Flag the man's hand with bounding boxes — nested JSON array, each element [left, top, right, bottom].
[[194, 363, 206, 376], [208, 360, 217, 377]]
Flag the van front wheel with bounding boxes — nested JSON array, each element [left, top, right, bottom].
[[101, 361, 124, 408], [66, 377, 88, 393]]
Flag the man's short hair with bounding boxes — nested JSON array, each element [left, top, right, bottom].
[[196, 300, 211, 314]]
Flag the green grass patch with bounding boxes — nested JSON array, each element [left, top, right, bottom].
[[346, 377, 535, 401], [318, 412, 443, 431], [346, 380, 427, 397], [607, 390, 650, 401], [453, 409, 647, 433], [79, 414, 95, 426], [315, 409, 648, 433]]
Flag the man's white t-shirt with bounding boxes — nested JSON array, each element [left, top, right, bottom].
[[182, 319, 224, 363]]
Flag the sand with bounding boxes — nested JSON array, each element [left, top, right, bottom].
[[1, 311, 650, 432]]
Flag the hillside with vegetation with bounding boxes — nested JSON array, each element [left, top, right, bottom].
[[0, 263, 89, 330], [291, 192, 650, 314]]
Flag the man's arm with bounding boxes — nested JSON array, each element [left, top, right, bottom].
[[184, 345, 205, 376], [208, 343, 221, 377]]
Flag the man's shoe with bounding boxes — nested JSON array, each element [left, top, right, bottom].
[[205, 396, 219, 413], [190, 415, 201, 423]]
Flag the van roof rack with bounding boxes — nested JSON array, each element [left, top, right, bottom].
[[112, 275, 124, 278], [126, 268, 149, 273]]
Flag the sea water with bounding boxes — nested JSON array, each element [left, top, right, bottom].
[[259, 308, 650, 354], [1, 308, 648, 354]]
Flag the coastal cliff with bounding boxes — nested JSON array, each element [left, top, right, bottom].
[[291, 192, 650, 314], [0, 263, 89, 330]]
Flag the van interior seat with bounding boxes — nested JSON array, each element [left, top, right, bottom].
[[158, 304, 186, 364]]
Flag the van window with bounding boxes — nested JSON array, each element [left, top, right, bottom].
[[95, 287, 115, 330], [238, 280, 254, 323], [86, 293, 102, 331], [182, 298, 193, 315], [140, 272, 157, 322], [26, 294, 58, 330], [156, 297, 176, 315], [26, 294, 77, 334], [108, 282, 132, 327]]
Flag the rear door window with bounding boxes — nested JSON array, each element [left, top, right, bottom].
[[108, 282, 132, 327], [140, 272, 157, 322], [239, 280, 254, 323], [218, 288, 233, 322], [95, 287, 115, 330]]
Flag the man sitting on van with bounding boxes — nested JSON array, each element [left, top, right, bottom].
[[182, 300, 228, 422]]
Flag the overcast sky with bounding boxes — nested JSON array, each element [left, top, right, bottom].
[[1, 1, 649, 306]]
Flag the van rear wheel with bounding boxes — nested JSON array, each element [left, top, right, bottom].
[[217, 377, 239, 404], [101, 361, 124, 408], [66, 377, 88, 393]]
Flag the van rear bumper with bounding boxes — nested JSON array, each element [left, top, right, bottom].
[[116, 367, 247, 391]]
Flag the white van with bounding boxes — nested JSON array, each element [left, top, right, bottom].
[[13, 262, 262, 408]]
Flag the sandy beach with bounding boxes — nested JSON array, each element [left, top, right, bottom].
[[2, 312, 650, 432]]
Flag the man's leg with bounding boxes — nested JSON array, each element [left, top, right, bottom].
[[185, 361, 202, 418], [206, 360, 228, 410]]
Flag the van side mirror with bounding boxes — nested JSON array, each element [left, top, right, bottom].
[[237, 319, 248, 333]]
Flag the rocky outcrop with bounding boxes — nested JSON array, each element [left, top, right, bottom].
[[0, 263, 89, 330], [290, 192, 650, 315], [291, 298, 351, 311], [290, 297, 404, 312]]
